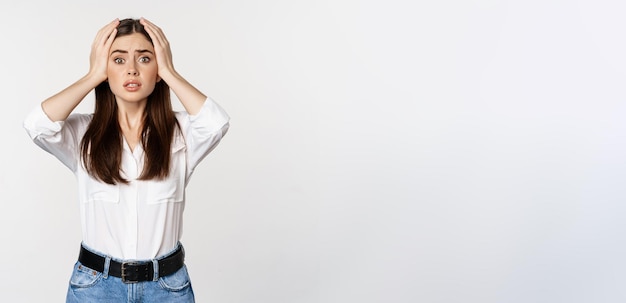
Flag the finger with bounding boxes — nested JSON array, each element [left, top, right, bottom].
[[104, 28, 117, 50], [140, 17, 160, 32], [102, 19, 120, 43], [139, 19, 158, 44], [93, 19, 119, 48], [140, 20, 157, 43], [94, 19, 118, 43], [140, 18, 168, 46]]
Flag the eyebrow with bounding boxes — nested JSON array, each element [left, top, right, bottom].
[[110, 49, 154, 55]]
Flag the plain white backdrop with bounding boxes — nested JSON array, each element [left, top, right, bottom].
[[2, 0, 626, 302]]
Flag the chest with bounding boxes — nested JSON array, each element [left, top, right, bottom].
[[78, 141, 188, 204], [121, 129, 142, 152]]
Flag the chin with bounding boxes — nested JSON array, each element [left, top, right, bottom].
[[113, 94, 149, 103]]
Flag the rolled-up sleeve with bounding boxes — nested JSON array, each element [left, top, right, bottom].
[[177, 97, 230, 179], [23, 105, 88, 172]]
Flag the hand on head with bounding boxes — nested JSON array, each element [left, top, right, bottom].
[[140, 18, 176, 80], [88, 18, 176, 85], [89, 19, 120, 83]]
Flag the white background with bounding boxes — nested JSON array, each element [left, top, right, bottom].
[[1, 0, 626, 302]]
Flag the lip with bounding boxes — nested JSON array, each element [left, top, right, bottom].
[[123, 80, 142, 92]]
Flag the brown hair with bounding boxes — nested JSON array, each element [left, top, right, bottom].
[[80, 18, 178, 185]]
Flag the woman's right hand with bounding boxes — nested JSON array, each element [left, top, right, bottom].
[[40, 19, 120, 122], [88, 19, 119, 83]]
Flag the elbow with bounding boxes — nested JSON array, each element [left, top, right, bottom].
[[220, 122, 230, 137]]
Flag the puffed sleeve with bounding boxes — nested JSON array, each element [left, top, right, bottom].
[[175, 97, 230, 180], [23, 104, 91, 172]]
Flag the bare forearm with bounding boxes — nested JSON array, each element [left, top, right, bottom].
[[161, 70, 207, 115], [139, 18, 207, 115], [41, 19, 118, 122], [41, 74, 103, 122]]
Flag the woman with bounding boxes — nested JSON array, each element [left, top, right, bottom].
[[23, 18, 229, 302]]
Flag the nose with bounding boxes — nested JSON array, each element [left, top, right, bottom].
[[127, 62, 139, 76]]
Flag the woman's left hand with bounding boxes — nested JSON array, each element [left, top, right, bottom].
[[140, 18, 177, 79], [140, 17, 208, 115]]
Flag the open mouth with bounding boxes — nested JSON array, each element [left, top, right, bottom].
[[123, 80, 142, 91]]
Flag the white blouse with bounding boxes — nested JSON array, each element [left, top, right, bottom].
[[24, 98, 229, 260]]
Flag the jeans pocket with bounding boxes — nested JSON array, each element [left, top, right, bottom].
[[158, 265, 192, 292], [69, 262, 102, 288]]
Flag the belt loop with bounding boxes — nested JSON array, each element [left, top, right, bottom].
[[152, 259, 159, 281], [103, 257, 111, 278]]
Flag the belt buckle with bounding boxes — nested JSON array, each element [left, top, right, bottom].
[[121, 261, 140, 284]]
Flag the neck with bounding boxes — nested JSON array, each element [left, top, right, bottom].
[[116, 99, 147, 130]]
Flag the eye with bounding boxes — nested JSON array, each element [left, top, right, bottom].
[[113, 58, 125, 64], [138, 57, 151, 63]]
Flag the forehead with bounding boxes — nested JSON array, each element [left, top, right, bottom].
[[111, 33, 154, 51]]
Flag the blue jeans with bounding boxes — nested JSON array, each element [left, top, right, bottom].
[[65, 245, 195, 303]]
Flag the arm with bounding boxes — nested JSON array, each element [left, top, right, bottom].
[[42, 19, 119, 121], [140, 18, 206, 115], [23, 108, 91, 172], [141, 18, 229, 179], [178, 99, 230, 180]]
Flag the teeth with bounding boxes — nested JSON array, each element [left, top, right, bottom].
[[126, 83, 138, 87]]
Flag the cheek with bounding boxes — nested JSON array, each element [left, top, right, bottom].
[[106, 66, 121, 82], [146, 65, 159, 79], [141, 68, 160, 86]]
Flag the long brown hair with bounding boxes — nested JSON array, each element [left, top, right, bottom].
[[81, 19, 178, 185]]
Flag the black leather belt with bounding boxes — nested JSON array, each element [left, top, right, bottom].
[[78, 244, 185, 283]]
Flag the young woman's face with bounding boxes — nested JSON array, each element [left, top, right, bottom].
[[107, 33, 159, 104]]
